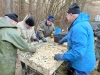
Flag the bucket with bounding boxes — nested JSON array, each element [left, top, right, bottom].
[[54, 27, 61, 34]]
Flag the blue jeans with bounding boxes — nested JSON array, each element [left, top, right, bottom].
[[66, 63, 90, 75]]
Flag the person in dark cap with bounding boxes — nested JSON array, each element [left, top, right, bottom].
[[25, 17, 34, 26], [37, 15, 55, 42], [17, 13, 39, 43], [0, 13, 37, 75], [17, 13, 39, 74], [5, 12, 18, 25], [54, 3, 96, 75], [67, 3, 80, 14]]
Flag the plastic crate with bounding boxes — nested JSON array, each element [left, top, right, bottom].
[[54, 33, 67, 43]]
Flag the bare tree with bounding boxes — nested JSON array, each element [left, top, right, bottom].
[[18, 0, 25, 20], [3, 0, 15, 14], [29, 0, 33, 15], [0, 0, 4, 16], [10, 0, 14, 12], [3, 0, 87, 29], [4, 0, 11, 13]]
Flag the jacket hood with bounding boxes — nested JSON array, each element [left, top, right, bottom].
[[73, 12, 90, 26], [0, 17, 17, 28]]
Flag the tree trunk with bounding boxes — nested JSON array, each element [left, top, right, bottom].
[[19, 0, 25, 21], [10, 0, 14, 12], [81, 0, 87, 11], [29, 0, 32, 15], [35, 0, 42, 24], [47, 0, 55, 16], [4, 0, 11, 14]]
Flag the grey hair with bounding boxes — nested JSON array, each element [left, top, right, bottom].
[[72, 14, 79, 18], [5, 16, 11, 22]]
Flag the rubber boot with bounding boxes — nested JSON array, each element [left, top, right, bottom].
[[21, 61, 27, 75], [97, 60, 100, 72]]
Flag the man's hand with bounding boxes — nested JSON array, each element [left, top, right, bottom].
[[54, 54, 63, 61], [42, 38, 47, 42]]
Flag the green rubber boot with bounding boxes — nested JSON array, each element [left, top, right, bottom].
[[21, 61, 27, 75]]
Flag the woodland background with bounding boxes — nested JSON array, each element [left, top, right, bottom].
[[1, 0, 100, 30]]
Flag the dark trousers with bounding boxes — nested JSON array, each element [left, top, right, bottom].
[[67, 63, 90, 75], [21, 61, 26, 70]]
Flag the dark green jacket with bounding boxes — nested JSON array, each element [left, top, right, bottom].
[[0, 17, 36, 75]]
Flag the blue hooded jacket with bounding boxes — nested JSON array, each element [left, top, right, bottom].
[[61, 12, 96, 72]]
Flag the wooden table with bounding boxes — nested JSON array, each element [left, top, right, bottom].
[[17, 38, 67, 75]]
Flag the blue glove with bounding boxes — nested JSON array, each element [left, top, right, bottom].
[[42, 38, 47, 42], [34, 38, 39, 42], [58, 39, 64, 45], [54, 54, 63, 61]]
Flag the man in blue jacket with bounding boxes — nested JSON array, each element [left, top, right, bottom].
[[54, 3, 96, 75]]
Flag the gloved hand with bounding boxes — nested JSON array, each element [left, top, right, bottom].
[[34, 38, 39, 42], [28, 44, 36, 52], [50, 33, 54, 38], [58, 39, 64, 45], [42, 38, 47, 42], [54, 54, 63, 61]]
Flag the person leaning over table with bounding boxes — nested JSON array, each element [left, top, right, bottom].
[[17, 13, 39, 74], [54, 3, 96, 75], [0, 12, 36, 75], [36, 15, 55, 42]]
